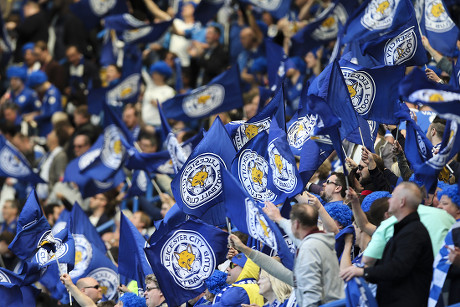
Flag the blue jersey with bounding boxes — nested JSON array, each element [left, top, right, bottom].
[[10, 87, 40, 114], [35, 84, 62, 136]]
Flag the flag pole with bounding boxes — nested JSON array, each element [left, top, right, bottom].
[[226, 217, 232, 235], [358, 126, 365, 148], [55, 256, 72, 305]]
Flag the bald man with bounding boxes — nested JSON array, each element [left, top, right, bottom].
[[341, 182, 434, 306], [76, 277, 102, 303]]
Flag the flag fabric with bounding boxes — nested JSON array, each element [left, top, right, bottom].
[[341, 41, 381, 68], [144, 219, 228, 306], [0, 135, 45, 184], [0, 13, 12, 67], [70, 0, 128, 30], [345, 277, 378, 307], [69, 203, 118, 301], [118, 213, 153, 294], [171, 117, 236, 219], [148, 204, 188, 245], [194, 0, 225, 25], [0, 267, 41, 307], [226, 84, 285, 151], [450, 59, 460, 89], [265, 38, 286, 90], [428, 220, 460, 307], [239, 0, 291, 20], [341, 0, 415, 44], [125, 149, 174, 175], [126, 170, 150, 198], [360, 10, 428, 66], [420, 0, 460, 57], [298, 137, 334, 183], [338, 58, 405, 125], [404, 118, 434, 169], [162, 66, 243, 121], [222, 169, 295, 270]]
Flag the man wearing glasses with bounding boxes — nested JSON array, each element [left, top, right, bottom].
[[76, 277, 103, 304], [144, 274, 167, 307]]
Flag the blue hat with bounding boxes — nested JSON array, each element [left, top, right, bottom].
[[184, 1, 197, 9], [149, 61, 173, 79], [249, 57, 267, 74], [361, 191, 392, 212], [285, 56, 306, 73], [27, 70, 48, 88], [437, 184, 460, 208], [22, 42, 35, 56], [204, 270, 228, 295], [231, 253, 247, 267], [6, 66, 27, 81], [119, 292, 147, 307], [324, 203, 352, 227]]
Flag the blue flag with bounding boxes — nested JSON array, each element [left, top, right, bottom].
[[341, 0, 415, 44], [144, 219, 228, 306], [265, 38, 286, 90], [360, 10, 428, 66], [338, 58, 405, 124], [222, 169, 295, 270], [450, 59, 460, 89], [148, 204, 188, 245], [172, 117, 235, 220], [341, 41, 381, 68], [194, 0, 225, 25], [345, 277, 378, 307], [299, 137, 334, 183], [118, 213, 153, 294], [226, 83, 285, 151], [0, 267, 41, 307], [69, 203, 118, 301], [162, 66, 243, 121], [70, 0, 128, 30], [126, 170, 150, 198], [125, 149, 174, 175], [0, 135, 45, 184], [404, 118, 434, 169], [239, 0, 291, 19], [420, 0, 460, 57]]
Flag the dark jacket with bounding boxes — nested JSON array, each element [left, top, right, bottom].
[[364, 211, 433, 307]]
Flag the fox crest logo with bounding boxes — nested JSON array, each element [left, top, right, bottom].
[[312, 4, 348, 40], [287, 114, 318, 151], [341, 67, 376, 116], [70, 234, 92, 279], [268, 142, 297, 193], [183, 84, 225, 118], [0, 146, 30, 177], [425, 0, 455, 32], [409, 89, 460, 103], [361, 0, 399, 30], [239, 149, 276, 201], [248, 0, 282, 10], [234, 119, 271, 150], [245, 199, 277, 249], [88, 268, 118, 300], [180, 154, 224, 209], [384, 27, 417, 65], [162, 230, 215, 290], [107, 74, 140, 103]]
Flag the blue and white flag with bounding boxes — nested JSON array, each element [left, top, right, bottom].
[[420, 0, 459, 57], [299, 137, 334, 183], [0, 135, 45, 184], [125, 150, 174, 175], [265, 38, 286, 91], [360, 10, 428, 66], [341, 41, 380, 68], [172, 117, 236, 218], [0, 267, 41, 307], [341, 0, 415, 44], [149, 204, 188, 245], [345, 277, 378, 307], [222, 169, 295, 270], [69, 203, 118, 301], [194, 0, 225, 25], [118, 213, 153, 294], [144, 219, 228, 306], [239, 0, 291, 20], [126, 170, 150, 198], [338, 58, 405, 124], [70, 0, 128, 30], [404, 118, 434, 169], [231, 118, 303, 204], [226, 84, 285, 151], [162, 66, 243, 121]]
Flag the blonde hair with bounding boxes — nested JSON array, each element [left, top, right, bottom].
[[260, 270, 292, 303]]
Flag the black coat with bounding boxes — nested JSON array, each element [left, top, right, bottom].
[[364, 211, 434, 307]]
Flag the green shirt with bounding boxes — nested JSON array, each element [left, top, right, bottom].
[[363, 205, 455, 259]]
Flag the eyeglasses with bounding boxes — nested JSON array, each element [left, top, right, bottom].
[[84, 285, 100, 290], [145, 286, 159, 292], [326, 179, 338, 186], [229, 262, 239, 269], [357, 165, 365, 171]]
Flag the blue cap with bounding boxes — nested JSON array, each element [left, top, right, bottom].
[[361, 191, 391, 212], [27, 70, 48, 88], [119, 292, 147, 307], [324, 203, 352, 227], [249, 57, 267, 74], [22, 42, 35, 56], [204, 270, 228, 295], [231, 253, 247, 267], [149, 61, 173, 79], [285, 56, 306, 73], [6, 66, 27, 81], [437, 184, 460, 208]]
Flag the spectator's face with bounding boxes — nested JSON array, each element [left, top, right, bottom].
[[226, 262, 243, 284], [144, 281, 164, 307], [240, 28, 255, 50], [304, 52, 317, 69], [34, 47, 46, 63], [89, 193, 107, 211], [160, 202, 171, 218], [130, 212, 145, 230], [205, 27, 219, 45], [105, 65, 121, 83], [138, 138, 157, 153], [2, 201, 17, 221], [356, 162, 370, 183], [321, 174, 339, 202], [122, 107, 137, 129], [46, 130, 58, 149], [73, 135, 90, 157], [73, 112, 88, 127], [80, 279, 102, 302], [9, 77, 23, 92], [181, 3, 195, 18], [3, 108, 17, 123], [66, 47, 81, 67], [438, 195, 460, 219], [257, 274, 272, 297], [24, 49, 36, 67]]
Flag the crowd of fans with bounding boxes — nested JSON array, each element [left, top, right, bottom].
[[0, 0, 460, 306]]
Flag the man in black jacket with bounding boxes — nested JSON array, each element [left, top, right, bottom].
[[341, 182, 434, 306]]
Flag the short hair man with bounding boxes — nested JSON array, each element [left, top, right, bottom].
[[75, 277, 102, 303], [340, 182, 434, 306], [144, 274, 166, 307]]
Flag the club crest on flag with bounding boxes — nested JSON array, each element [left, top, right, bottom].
[[157, 159, 175, 174], [238, 149, 276, 201], [180, 153, 224, 209], [368, 120, 377, 136], [136, 171, 148, 192], [160, 230, 215, 290], [417, 131, 429, 159], [428, 121, 458, 169], [183, 85, 225, 118], [88, 268, 118, 300], [123, 27, 153, 43], [268, 143, 297, 193], [384, 26, 417, 65], [0, 147, 30, 176], [233, 119, 271, 150], [247, 0, 282, 11], [409, 89, 460, 102], [101, 125, 125, 169], [35, 239, 70, 267], [106, 74, 140, 104], [78, 148, 102, 170], [425, 0, 455, 33], [89, 0, 116, 15], [245, 199, 277, 249], [269, 234, 296, 257], [361, 0, 399, 30], [341, 67, 376, 116], [70, 234, 93, 279], [0, 270, 11, 283], [312, 4, 348, 41], [287, 114, 318, 150]]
